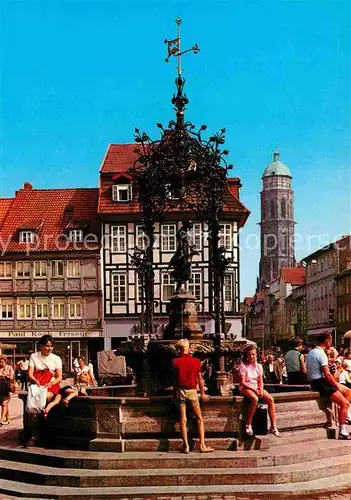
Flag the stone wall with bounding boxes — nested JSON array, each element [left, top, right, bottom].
[[20, 391, 328, 452]]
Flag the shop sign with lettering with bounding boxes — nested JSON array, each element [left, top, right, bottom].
[[0, 331, 103, 339]]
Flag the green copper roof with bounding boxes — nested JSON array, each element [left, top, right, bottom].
[[262, 152, 291, 178]]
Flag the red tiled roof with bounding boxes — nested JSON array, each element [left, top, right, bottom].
[[255, 290, 265, 301], [0, 185, 100, 254], [0, 198, 14, 228], [227, 177, 241, 198], [100, 144, 138, 173], [98, 144, 250, 227], [244, 297, 254, 305], [280, 267, 306, 286]]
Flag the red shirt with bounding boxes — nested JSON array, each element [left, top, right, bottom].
[[173, 354, 201, 389]]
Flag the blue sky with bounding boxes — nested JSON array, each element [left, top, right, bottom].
[[1, 0, 350, 297]]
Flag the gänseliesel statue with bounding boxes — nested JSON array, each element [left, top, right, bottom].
[[168, 220, 199, 293]]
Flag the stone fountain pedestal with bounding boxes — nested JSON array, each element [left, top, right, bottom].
[[163, 287, 203, 340]]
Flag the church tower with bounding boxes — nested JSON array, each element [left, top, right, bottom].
[[259, 151, 295, 285]]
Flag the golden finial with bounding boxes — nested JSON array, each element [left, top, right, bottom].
[[164, 17, 199, 75]]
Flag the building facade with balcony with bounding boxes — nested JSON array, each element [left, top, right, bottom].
[[98, 144, 250, 349], [303, 235, 351, 344], [0, 183, 102, 372]]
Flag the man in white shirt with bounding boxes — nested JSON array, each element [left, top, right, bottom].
[[306, 331, 351, 439]]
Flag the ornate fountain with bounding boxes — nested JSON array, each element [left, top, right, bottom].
[[115, 18, 248, 396]]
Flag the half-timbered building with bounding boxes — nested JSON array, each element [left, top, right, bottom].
[[0, 183, 102, 372], [99, 144, 250, 349]]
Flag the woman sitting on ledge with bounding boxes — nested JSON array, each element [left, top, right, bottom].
[[239, 345, 280, 437], [75, 356, 97, 387]]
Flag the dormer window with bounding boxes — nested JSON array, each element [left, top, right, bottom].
[[165, 183, 180, 200], [69, 229, 83, 243], [19, 231, 34, 243], [18, 220, 43, 244], [112, 184, 132, 202]]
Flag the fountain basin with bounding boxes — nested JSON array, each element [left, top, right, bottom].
[[19, 391, 329, 452]]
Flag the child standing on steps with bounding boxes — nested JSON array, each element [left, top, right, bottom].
[[172, 339, 214, 454], [239, 345, 280, 437]]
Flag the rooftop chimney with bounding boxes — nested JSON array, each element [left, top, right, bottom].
[[23, 182, 33, 191]]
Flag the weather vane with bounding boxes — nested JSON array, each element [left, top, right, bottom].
[[164, 17, 199, 75]]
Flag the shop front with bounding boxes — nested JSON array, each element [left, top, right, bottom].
[[0, 331, 103, 376]]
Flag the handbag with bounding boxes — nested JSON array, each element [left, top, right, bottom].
[[26, 385, 48, 414], [252, 403, 268, 435]]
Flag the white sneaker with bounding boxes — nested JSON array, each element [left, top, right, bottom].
[[245, 425, 253, 436]]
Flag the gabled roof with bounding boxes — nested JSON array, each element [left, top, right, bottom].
[[100, 144, 138, 174], [98, 144, 250, 227], [280, 267, 306, 286], [0, 184, 100, 254]]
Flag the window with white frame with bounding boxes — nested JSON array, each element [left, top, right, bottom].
[[111, 226, 126, 252], [190, 223, 202, 251], [1, 299, 13, 319], [112, 274, 127, 303], [0, 262, 12, 278], [34, 261, 47, 278], [136, 274, 143, 303], [161, 224, 176, 252], [36, 299, 49, 319], [112, 184, 132, 202], [19, 231, 34, 244], [68, 229, 84, 243], [16, 261, 31, 278], [223, 273, 234, 311], [162, 273, 176, 301], [67, 260, 80, 277], [219, 224, 232, 250], [18, 299, 32, 319], [69, 299, 82, 318], [53, 299, 65, 319], [51, 260, 64, 277], [136, 225, 147, 250], [188, 271, 202, 300]]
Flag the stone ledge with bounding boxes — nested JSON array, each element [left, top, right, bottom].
[[18, 391, 329, 452]]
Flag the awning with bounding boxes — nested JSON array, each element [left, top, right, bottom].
[[307, 327, 335, 337]]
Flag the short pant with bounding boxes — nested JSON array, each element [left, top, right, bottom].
[[310, 378, 338, 398], [175, 388, 200, 408]]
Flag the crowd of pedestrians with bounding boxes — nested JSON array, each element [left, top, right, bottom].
[[0, 332, 350, 448]]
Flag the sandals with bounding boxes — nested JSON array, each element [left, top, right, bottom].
[[339, 433, 351, 440], [270, 428, 281, 437], [245, 425, 253, 436]]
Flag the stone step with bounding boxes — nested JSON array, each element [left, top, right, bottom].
[[0, 453, 349, 488], [0, 438, 349, 470], [0, 473, 350, 499], [121, 427, 329, 452]]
